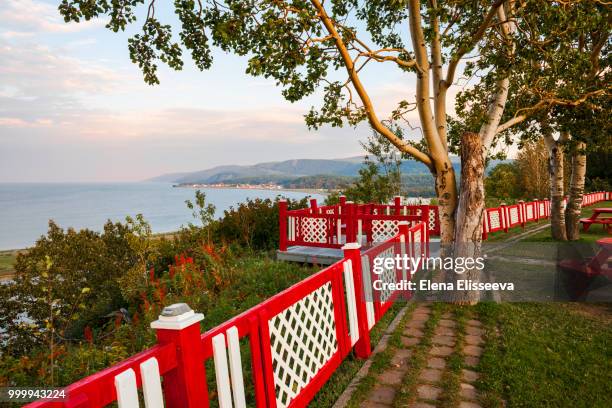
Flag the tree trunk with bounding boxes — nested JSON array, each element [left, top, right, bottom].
[[434, 158, 458, 249], [451, 132, 485, 305], [565, 142, 587, 240], [543, 133, 567, 241]]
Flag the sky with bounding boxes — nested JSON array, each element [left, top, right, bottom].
[[0, 0, 464, 182]]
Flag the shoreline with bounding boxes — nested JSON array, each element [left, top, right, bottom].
[[174, 185, 330, 196]]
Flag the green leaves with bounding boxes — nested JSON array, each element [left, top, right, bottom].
[[128, 18, 184, 85], [175, 0, 213, 71]]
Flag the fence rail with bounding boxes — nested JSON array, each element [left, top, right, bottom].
[[280, 192, 611, 249], [27, 222, 429, 408]]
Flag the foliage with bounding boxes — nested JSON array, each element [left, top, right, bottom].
[[342, 162, 397, 204], [281, 175, 353, 190], [0, 221, 135, 357], [1, 246, 316, 387], [324, 191, 341, 206], [342, 130, 404, 203], [185, 190, 217, 243], [214, 196, 309, 251], [585, 147, 612, 192], [486, 141, 551, 201], [485, 162, 520, 201], [118, 214, 160, 303], [515, 140, 549, 200]]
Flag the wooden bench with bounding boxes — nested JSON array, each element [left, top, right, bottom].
[[580, 218, 612, 233], [580, 207, 612, 233]]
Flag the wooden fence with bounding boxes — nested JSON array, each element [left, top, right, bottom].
[[280, 192, 611, 249], [27, 222, 428, 408]]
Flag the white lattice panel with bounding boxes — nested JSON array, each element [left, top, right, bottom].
[[268, 283, 338, 408], [361, 255, 376, 329], [428, 208, 437, 232], [413, 230, 423, 262], [539, 203, 545, 216], [300, 217, 328, 243], [373, 247, 396, 303], [526, 205, 534, 219], [489, 211, 501, 230], [509, 207, 519, 224], [372, 220, 400, 243]]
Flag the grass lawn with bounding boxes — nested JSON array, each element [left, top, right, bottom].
[[485, 219, 550, 242], [476, 202, 612, 407], [476, 302, 612, 408]]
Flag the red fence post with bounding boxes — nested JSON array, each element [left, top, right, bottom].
[[310, 198, 318, 214], [482, 211, 488, 241], [398, 221, 412, 278], [151, 303, 207, 408], [500, 203, 508, 233], [394, 196, 401, 215], [518, 200, 525, 228], [279, 200, 288, 251], [419, 204, 429, 226], [345, 201, 357, 243], [342, 243, 371, 359]]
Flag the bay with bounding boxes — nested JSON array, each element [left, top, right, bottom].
[[0, 182, 324, 250]]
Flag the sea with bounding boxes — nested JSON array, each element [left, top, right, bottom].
[[0, 183, 324, 250]]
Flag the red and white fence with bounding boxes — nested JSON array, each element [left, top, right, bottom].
[[481, 192, 611, 239], [280, 196, 437, 251], [27, 222, 429, 408], [280, 192, 611, 249]]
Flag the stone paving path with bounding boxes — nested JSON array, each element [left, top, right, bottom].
[[358, 304, 485, 408]]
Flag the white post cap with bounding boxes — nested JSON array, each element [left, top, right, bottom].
[[342, 242, 361, 250], [150, 303, 204, 330]]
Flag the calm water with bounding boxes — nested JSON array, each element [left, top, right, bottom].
[[0, 183, 324, 250]]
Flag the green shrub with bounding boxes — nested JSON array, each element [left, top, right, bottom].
[[0, 221, 135, 356], [214, 196, 309, 251]]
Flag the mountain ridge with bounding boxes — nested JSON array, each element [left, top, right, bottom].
[[147, 156, 462, 184]]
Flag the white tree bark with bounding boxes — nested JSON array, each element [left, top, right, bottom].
[[566, 142, 587, 240], [452, 133, 486, 304], [543, 131, 568, 241]]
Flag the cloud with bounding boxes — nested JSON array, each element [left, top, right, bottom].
[[0, 117, 52, 127], [0, 0, 106, 36], [0, 37, 124, 128]]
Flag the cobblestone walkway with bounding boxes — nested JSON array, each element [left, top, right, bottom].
[[357, 304, 485, 408]]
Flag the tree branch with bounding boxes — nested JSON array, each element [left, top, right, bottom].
[[408, 0, 446, 163], [444, 0, 505, 88], [309, 0, 433, 168]]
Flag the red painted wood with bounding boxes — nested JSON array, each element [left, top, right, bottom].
[[279, 200, 288, 251], [343, 245, 371, 358], [155, 322, 208, 408], [25, 344, 177, 408]]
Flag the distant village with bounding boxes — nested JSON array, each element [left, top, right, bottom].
[[174, 182, 284, 190]]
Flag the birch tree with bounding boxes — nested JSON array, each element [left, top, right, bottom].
[[480, 2, 611, 241]]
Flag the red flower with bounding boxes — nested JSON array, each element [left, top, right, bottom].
[[84, 326, 93, 343]]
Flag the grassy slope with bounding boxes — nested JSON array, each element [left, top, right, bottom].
[[0, 251, 17, 278]]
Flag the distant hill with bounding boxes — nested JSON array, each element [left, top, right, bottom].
[[148, 156, 447, 184], [148, 156, 507, 186]]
